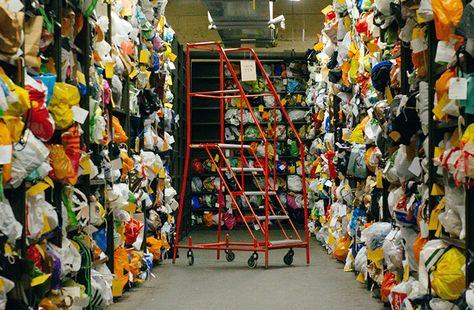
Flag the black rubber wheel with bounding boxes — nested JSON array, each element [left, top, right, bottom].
[[283, 253, 293, 266], [247, 256, 257, 269], [187, 250, 194, 266], [225, 251, 235, 262], [252, 252, 259, 260]]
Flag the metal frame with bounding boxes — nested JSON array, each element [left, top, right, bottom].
[[173, 42, 309, 269]]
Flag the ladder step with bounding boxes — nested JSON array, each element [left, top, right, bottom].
[[244, 215, 289, 222], [217, 143, 251, 149], [221, 167, 264, 172], [235, 191, 277, 196], [270, 239, 303, 246]]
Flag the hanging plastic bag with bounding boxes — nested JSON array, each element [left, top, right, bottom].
[[0, 199, 23, 242], [114, 247, 130, 289], [112, 116, 128, 144], [381, 272, 397, 303], [202, 212, 214, 227], [48, 144, 74, 184], [413, 233, 428, 264], [49, 238, 82, 277], [48, 82, 80, 130], [431, 247, 466, 300], [124, 218, 144, 246], [333, 235, 351, 262], [431, 0, 464, 42]]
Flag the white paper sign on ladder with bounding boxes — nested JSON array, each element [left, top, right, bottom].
[[240, 60, 257, 82]]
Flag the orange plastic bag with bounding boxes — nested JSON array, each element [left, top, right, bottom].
[[48, 144, 74, 183], [146, 236, 164, 261], [62, 125, 80, 184], [128, 250, 143, 280], [431, 0, 464, 42], [112, 116, 128, 144], [435, 68, 457, 101], [411, 51, 428, 79], [333, 235, 352, 262], [381, 272, 397, 303], [0, 121, 12, 183], [413, 233, 428, 264], [121, 149, 133, 177], [203, 212, 214, 227], [114, 247, 130, 289]]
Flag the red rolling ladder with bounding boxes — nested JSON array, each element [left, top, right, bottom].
[[172, 42, 310, 269]]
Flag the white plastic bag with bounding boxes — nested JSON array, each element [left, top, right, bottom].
[[0, 276, 15, 310], [0, 199, 23, 242], [49, 237, 82, 277], [382, 229, 403, 271], [354, 246, 368, 278], [287, 175, 302, 192], [364, 222, 392, 251]]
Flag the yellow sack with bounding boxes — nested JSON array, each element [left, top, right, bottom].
[[460, 123, 474, 148], [48, 82, 80, 130], [347, 116, 370, 144], [2, 115, 23, 143], [431, 247, 466, 300], [0, 70, 31, 116]]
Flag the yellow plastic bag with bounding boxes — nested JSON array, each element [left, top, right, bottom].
[[112, 116, 128, 144], [460, 123, 474, 148], [347, 116, 370, 144], [431, 247, 466, 300], [333, 235, 352, 262], [431, 0, 464, 42], [48, 82, 80, 130], [0, 70, 31, 116]]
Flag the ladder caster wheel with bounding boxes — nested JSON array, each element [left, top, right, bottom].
[[283, 249, 294, 266], [247, 256, 257, 269], [225, 250, 235, 262], [187, 250, 194, 266]]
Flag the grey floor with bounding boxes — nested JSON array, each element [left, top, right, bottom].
[[111, 230, 385, 310]]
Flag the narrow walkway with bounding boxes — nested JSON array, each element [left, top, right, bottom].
[[111, 230, 384, 310]]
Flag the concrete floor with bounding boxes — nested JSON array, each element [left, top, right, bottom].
[[111, 230, 385, 310]]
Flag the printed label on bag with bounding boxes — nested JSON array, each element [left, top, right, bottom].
[[0, 145, 12, 165], [435, 41, 456, 64], [448, 77, 468, 100], [72, 106, 89, 124]]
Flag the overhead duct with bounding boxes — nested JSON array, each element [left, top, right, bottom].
[[204, 0, 283, 47]]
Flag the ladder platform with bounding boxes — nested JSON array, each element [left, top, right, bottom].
[[270, 239, 303, 246], [232, 191, 277, 196], [221, 167, 264, 172]]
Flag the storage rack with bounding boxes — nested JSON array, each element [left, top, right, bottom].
[[314, 0, 474, 303], [0, 1, 185, 307], [185, 50, 311, 232]]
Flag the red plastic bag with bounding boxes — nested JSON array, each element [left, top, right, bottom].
[[124, 218, 144, 245], [62, 125, 80, 183], [222, 212, 236, 230], [192, 159, 205, 175], [381, 272, 397, 303], [25, 82, 55, 141]]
